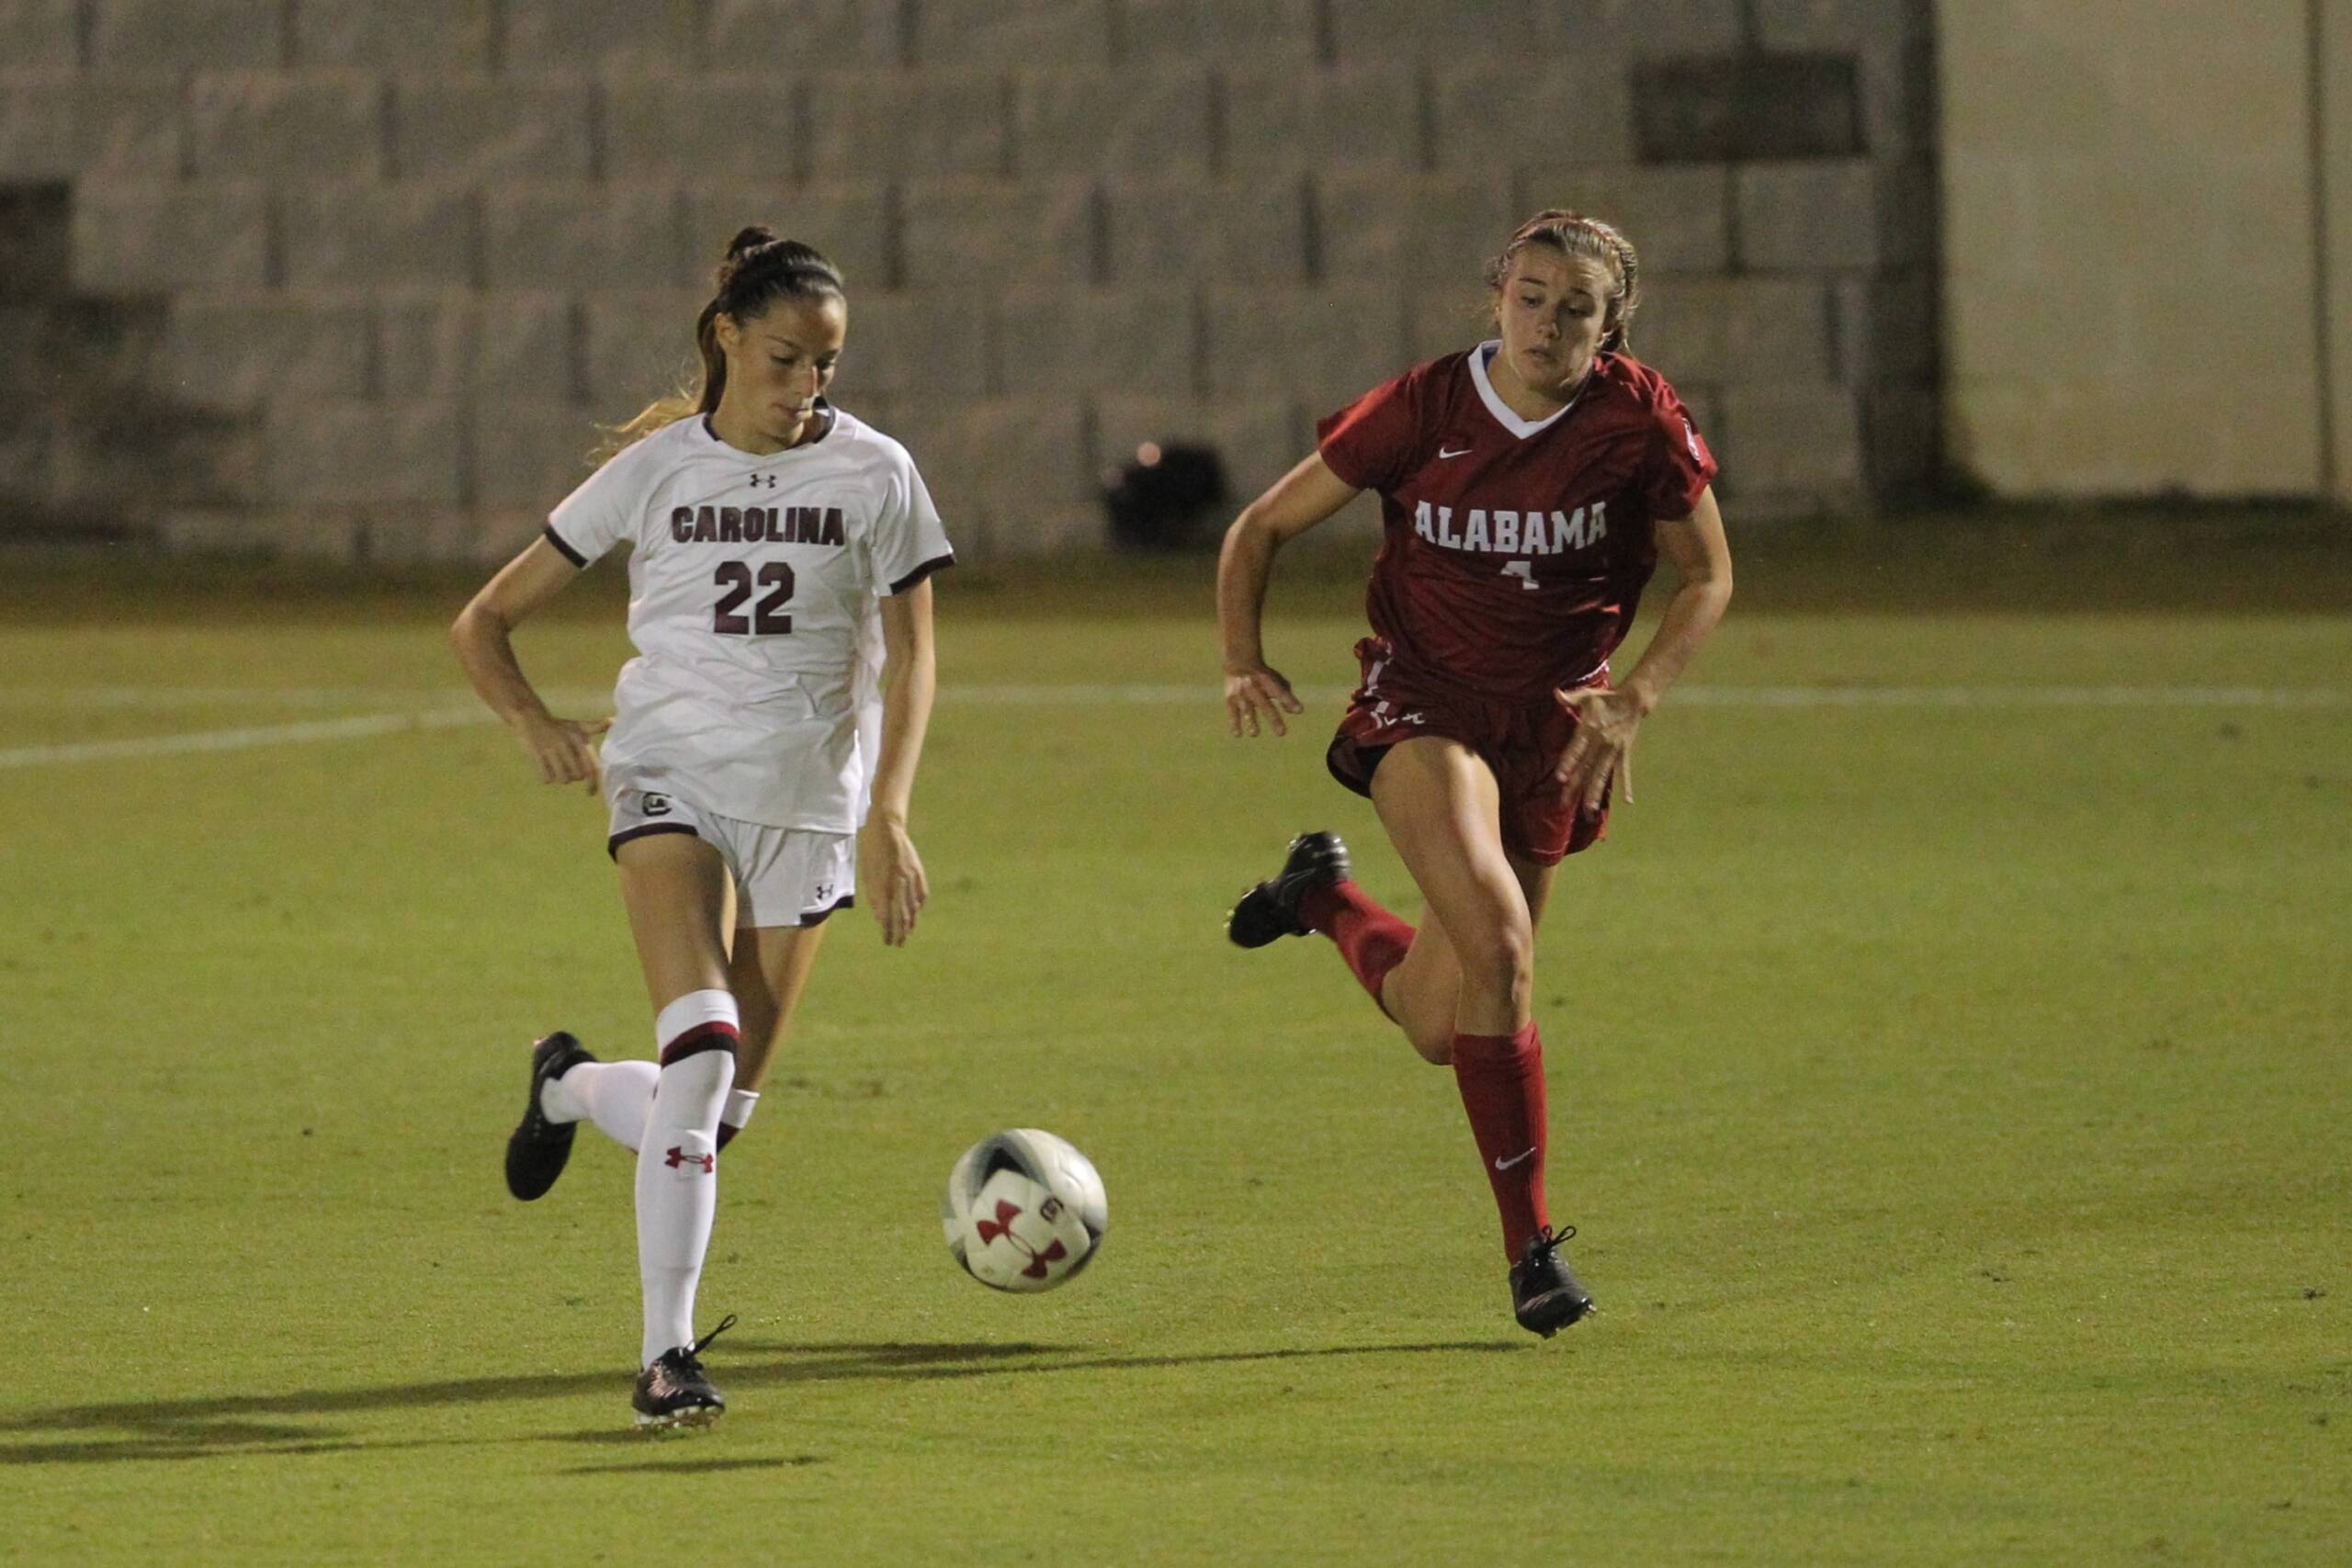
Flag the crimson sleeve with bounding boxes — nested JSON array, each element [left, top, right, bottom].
[[1636, 381, 1718, 521], [1315, 369, 1422, 494]]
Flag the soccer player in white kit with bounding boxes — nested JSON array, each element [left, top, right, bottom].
[[450, 229, 953, 1428]]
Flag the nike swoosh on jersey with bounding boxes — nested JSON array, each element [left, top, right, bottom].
[[1438, 445, 1473, 459]]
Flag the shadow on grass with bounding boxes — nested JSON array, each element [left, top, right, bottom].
[[0, 1337, 1516, 1467], [560, 1455, 826, 1476]]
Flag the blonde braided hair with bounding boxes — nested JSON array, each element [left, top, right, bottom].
[[1484, 209, 1641, 353]]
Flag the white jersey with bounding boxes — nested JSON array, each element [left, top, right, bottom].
[[545, 407, 954, 832]]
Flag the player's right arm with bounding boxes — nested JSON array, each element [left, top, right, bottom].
[[1216, 453, 1361, 738], [449, 536, 611, 792]]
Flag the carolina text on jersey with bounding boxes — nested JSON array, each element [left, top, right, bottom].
[[669, 505, 847, 547]]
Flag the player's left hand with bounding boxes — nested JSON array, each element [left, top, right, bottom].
[[1555, 686, 1645, 815], [859, 817, 929, 947]]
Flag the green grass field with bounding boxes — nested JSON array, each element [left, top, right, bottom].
[[1, 525, 2347, 1564]]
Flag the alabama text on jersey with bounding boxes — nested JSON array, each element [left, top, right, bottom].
[[1317, 344, 1716, 701]]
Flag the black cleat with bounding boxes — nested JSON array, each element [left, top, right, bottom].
[[1510, 1225, 1596, 1337], [632, 1315, 736, 1431], [1227, 831, 1351, 949], [503, 1030, 595, 1201]]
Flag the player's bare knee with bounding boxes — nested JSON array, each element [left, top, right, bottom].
[[1467, 921, 1543, 982], [1405, 1019, 1454, 1064], [1458, 919, 1532, 1003], [1378, 964, 1457, 1063]]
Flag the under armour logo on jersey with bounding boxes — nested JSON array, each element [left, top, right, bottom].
[[812, 882, 834, 904], [749, 473, 778, 488]]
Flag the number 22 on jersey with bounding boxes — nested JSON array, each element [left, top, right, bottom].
[[712, 560, 794, 634]]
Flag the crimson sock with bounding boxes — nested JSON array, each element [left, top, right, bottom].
[[1297, 880, 1415, 1007], [1450, 1021, 1550, 1259]]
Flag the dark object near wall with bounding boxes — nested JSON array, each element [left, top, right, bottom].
[[0, 181, 250, 546], [1103, 442, 1229, 552], [1634, 53, 1866, 163], [0, 184, 69, 303]]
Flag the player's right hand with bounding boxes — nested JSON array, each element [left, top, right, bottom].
[[514, 713, 611, 793], [1225, 662, 1304, 739]]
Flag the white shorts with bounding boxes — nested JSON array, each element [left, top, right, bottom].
[[605, 771, 854, 931]]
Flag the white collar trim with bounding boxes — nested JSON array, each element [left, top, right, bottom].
[[697, 401, 841, 460], [1468, 341, 1582, 440]]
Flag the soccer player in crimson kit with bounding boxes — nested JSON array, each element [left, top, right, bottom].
[[1216, 210, 1735, 1336]]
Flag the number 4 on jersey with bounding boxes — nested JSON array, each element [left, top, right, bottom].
[[713, 560, 794, 634]]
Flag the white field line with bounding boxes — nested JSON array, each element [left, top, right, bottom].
[[7, 682, 2347, 711], [0, 685, 613, 712], [0, 683, 2342, 771], [0, 686, 454, 708], [0, 707, 486, 769], [1663, 684, 2348, 709], [9, 682, 2349, 711]]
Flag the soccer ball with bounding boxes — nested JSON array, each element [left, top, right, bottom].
[[941, 1129, 1108, 1292]]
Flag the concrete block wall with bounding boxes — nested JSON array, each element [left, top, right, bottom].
[[1939, 0, 2348, 502], [1, 0, 1939, 559]]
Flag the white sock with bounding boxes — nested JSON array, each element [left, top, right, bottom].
[[637, 990, 738, 1366], [722, 1089, 760, 1134], [542, 1060, 661, 1151]]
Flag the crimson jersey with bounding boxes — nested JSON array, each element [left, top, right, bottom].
[[1317, 343, 1717, 702]]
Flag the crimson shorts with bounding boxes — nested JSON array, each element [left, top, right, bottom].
[[1323, 637, 1610, 866]]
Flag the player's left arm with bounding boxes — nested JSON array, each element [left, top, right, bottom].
[[1556, 486, 1733, 812], [861, 578, 937, 947]]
